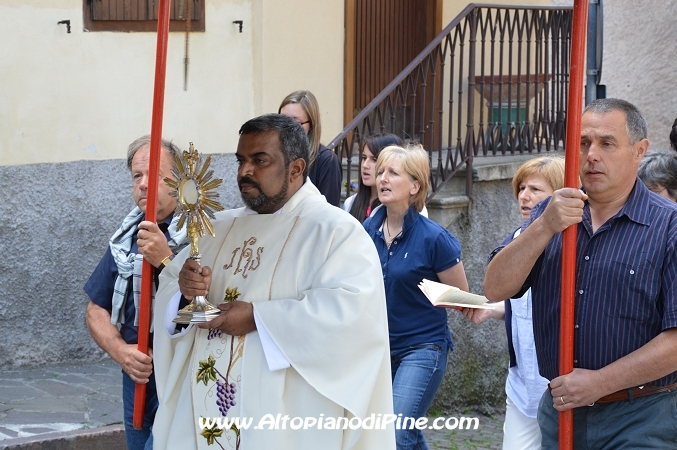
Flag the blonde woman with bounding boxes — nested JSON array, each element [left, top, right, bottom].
[[363, 144, 469, 450], [279, 90, 342, 206]]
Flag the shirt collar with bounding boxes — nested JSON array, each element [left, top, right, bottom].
[[401, 205, 421, 234], [582, 178, 651, 229], [612, 178, 652, 226], [139, 213, 173, 232], [242, 206, 281, 215], [371, 204, 420, 234]]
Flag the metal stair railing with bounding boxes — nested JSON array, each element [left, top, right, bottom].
[[329, 3, 573, 201]]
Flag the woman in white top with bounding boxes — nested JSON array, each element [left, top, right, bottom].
[[462, 156, 565, 450]]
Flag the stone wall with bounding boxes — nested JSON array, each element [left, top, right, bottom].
[[0, 155, 240, 368]]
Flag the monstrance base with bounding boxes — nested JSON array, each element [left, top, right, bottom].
[[172, 295, 221, 324]]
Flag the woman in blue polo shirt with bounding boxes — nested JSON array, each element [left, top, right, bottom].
[[363, 144, 469, 450]]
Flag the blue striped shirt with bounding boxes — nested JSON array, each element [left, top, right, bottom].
[[492, 179, 677, 385]]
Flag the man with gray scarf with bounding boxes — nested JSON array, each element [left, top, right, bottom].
[[84, 135, 187, 450]]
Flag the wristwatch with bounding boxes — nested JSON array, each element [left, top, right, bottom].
[[160, 254, 175, 269]]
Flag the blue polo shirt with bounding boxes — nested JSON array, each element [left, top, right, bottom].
[[84, 216, 172, 346], [364, 205, 462, 352], [493, 180, 677, 385]]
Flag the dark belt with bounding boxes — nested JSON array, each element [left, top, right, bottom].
[[595, 382, 677, 404]]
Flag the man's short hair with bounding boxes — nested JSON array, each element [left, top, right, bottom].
[[126, 135, 180, 171], [239, 114, 310, 178], [583, 98, 647, 144]]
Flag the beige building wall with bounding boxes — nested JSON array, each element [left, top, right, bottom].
[[252, 1, 344, 140], [0, 0, 344, 166]]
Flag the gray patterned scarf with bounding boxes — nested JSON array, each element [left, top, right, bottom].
[[109, 206, 187, 330]]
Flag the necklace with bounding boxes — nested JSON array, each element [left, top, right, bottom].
[[385, 217, 402, 248]]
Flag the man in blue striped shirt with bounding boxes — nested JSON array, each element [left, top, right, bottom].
[[484, 98, 677, 449]]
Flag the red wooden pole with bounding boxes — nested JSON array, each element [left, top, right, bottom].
[[133, 0, 172, 430], [559, 0, 589, 448]]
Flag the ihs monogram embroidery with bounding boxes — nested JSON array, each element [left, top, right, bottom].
[[223, 237, 264, 278]]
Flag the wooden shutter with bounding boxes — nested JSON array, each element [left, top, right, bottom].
[[353, 0, 433, 113], [90, 0, 201, 22]]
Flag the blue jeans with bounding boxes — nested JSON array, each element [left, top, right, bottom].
[[122, 370, 158, 450], [538, 388, 677, 449], [391, 343, 448, 450]]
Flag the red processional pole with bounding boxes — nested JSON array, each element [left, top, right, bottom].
[[559, 0, 589, 448], [133, 0, 172, 430]]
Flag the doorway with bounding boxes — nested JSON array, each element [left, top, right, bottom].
[[344, 0, 442, 125]]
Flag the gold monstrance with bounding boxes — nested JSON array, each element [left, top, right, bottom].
[[165, 142, 225, 323]]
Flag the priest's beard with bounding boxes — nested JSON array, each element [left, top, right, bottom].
[[239, 175, 289, 214]]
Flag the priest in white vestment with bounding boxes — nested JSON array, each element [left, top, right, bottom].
[[152, 114, 395, 450]]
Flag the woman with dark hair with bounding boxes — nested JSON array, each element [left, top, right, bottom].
[[279, 90, 342, 206], [343, 134, 403, 222]]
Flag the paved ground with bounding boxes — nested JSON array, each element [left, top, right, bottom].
[[0, 360, 504, 449], [423, 407, 504, 450], [0, 361, 123, 442]]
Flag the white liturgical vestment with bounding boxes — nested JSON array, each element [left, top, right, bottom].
[[152, 181, 395, 450]]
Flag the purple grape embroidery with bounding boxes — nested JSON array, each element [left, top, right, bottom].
[[216, 381, 238, 416]]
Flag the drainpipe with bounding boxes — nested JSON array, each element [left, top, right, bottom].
[[585, 0, 604, 104]]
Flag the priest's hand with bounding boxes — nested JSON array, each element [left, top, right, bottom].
[[196, 301, 256, 336], [179, 259, 211, 300]]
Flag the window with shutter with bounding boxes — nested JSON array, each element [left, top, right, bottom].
[[83, 0, 204, 32]]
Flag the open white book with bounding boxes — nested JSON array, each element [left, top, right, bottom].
[[418, 279, 498, 309]]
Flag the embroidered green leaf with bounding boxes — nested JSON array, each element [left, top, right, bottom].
[[199, 418, 224, 445], [230, 422, 240, 437], [196, 354, 217, 386], [224, 286, 242, 303]]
